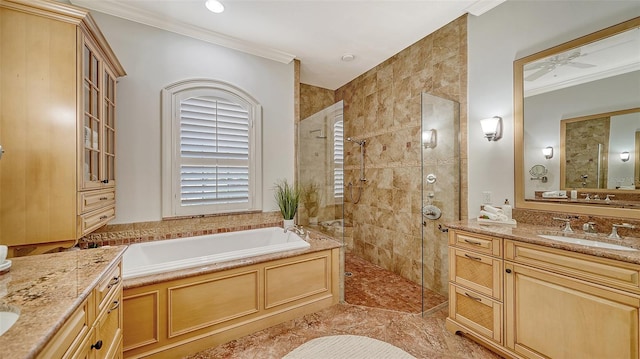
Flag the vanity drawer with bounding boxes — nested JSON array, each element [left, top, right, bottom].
[[95, 288, 123, 359], [80, 205, 115, 236], [449, 230, 502, 257], [449, 283, 503, 344], [450, 247, 503, 300], [79, 189, 115, 214], [37, 295, 91, 359], [96, 262, 122, 315], [505, 240, 640, 293]]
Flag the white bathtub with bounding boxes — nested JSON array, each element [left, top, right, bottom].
[[122, 227, 310, 279]]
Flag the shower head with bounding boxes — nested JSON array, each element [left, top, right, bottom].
[[346, 137, 366, 146], [310, 129, 327, 139]]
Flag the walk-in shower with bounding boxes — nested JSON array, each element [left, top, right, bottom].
[[345, 137, 366, 204]]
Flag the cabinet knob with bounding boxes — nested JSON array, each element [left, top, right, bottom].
[[91, 340, 103, 350], [505, 269, 512, 273]]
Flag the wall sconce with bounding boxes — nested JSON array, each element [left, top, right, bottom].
[[542, 146, 553, 159], [423, 129, 437, 149], [480, 116, 502, 141], [621, 151, 630, 162]]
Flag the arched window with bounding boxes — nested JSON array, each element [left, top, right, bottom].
[[162, 79, 262, 217]]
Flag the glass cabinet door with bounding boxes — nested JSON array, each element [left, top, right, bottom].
[[103, 68, 116, 187], [82, 41, 103, 190]]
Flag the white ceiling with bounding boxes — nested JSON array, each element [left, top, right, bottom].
[[70, 0, 505, 90], [524, 26, 640, 97]]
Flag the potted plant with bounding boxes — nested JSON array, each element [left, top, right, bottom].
[[274, 179, 300, 228]]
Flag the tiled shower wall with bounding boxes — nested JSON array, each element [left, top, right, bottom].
[[565, 117, 610, 189], [299, 16, 468, 293]]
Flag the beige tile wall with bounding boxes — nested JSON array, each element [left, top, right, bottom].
[[300, 84, 336, 121], [329, 15, 468, 294]]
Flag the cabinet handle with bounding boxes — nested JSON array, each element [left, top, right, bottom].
[[463, 239, 482, 246], [99, 215, 108, 220], [107, 300, 120, 314], [101, 179, 109, 184], [464, 254, 482, 261], [99, 197, 108, 200], [505, 269, 512, 274], [107, 276, 121, 289], [464, 292, 482, 301], [91, 340, 103, 350]]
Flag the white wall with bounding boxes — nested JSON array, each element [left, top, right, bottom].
[[90, 12, 295, 224], [467, 0, 640, 215], [609, 112, 640, 188]]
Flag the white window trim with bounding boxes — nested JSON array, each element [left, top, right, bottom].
[[161, 79, 262, 218]]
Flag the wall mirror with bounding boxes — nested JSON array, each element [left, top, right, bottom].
[[515, 17, 640, 219]]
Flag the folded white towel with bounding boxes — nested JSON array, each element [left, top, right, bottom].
[[483, 205, 503, 215], [479, 210, 508, 222]]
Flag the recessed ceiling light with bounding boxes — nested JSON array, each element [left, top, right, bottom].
[[341, 54, 355, 62], [205, 0, 224, 13]]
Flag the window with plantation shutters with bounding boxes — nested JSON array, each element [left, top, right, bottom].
[[162, 80, 262, 217], [334, 119, 344, 198]]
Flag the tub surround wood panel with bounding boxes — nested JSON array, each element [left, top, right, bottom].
[[122, 245, 340, 358], [0, 246, 126, 358], [168, 271, 260, 337], [122, 291, 159, 350], [265, 255, 330, 309], [446, 221, 640, 359]]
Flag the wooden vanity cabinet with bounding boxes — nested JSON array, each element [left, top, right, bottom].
[[38, 260, 123, 359], [504, 240, 640, 359], [447, 229, 640, 359], [0, 0, 124, 253]]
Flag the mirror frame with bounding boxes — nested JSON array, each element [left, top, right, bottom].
[[514, 16, 640, 219]]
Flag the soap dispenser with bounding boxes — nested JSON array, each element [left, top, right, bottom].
[[503, 199, 512, 220]]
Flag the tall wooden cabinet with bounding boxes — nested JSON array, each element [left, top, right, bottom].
[[0, 0, 125, 254]]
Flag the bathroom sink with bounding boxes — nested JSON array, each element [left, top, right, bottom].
[[0, 310, 19, 336], [538, 234, 638, 251]]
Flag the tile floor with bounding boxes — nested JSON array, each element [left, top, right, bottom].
[[187, 254, 501, 359]]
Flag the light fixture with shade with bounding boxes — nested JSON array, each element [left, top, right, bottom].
[[621, 151, 630, 162], [205, 0, 224, 13], [480, 116, 502, 141], [423, 129, 437, 149], [542, 146, 553, 159]]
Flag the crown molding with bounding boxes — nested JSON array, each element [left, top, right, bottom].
[[69, 0, 296, 64], [464, 0, 506, 16]]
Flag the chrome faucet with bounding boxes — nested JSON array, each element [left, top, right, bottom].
[[583, 222, 597, 234], [284, 225, 305, 236], [608, 223, 636, 239], [553, 217, 574, 233]]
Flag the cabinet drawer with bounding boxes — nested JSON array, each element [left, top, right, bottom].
[[449, 283, 502, 344], [96, 262, 122, 315], [79, 189, 115, 214], [505, 240, 640, 294], [95, 289, 123, 359], [449, 230, 502, 256], [37, 296, 91, 359], [80, 205, 115, 235], [449, 247, 503, 300]]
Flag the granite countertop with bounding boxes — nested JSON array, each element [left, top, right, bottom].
[[447, 219, 640, 265], [124, 230, 343, 289], [0, 246, 127, 359]]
